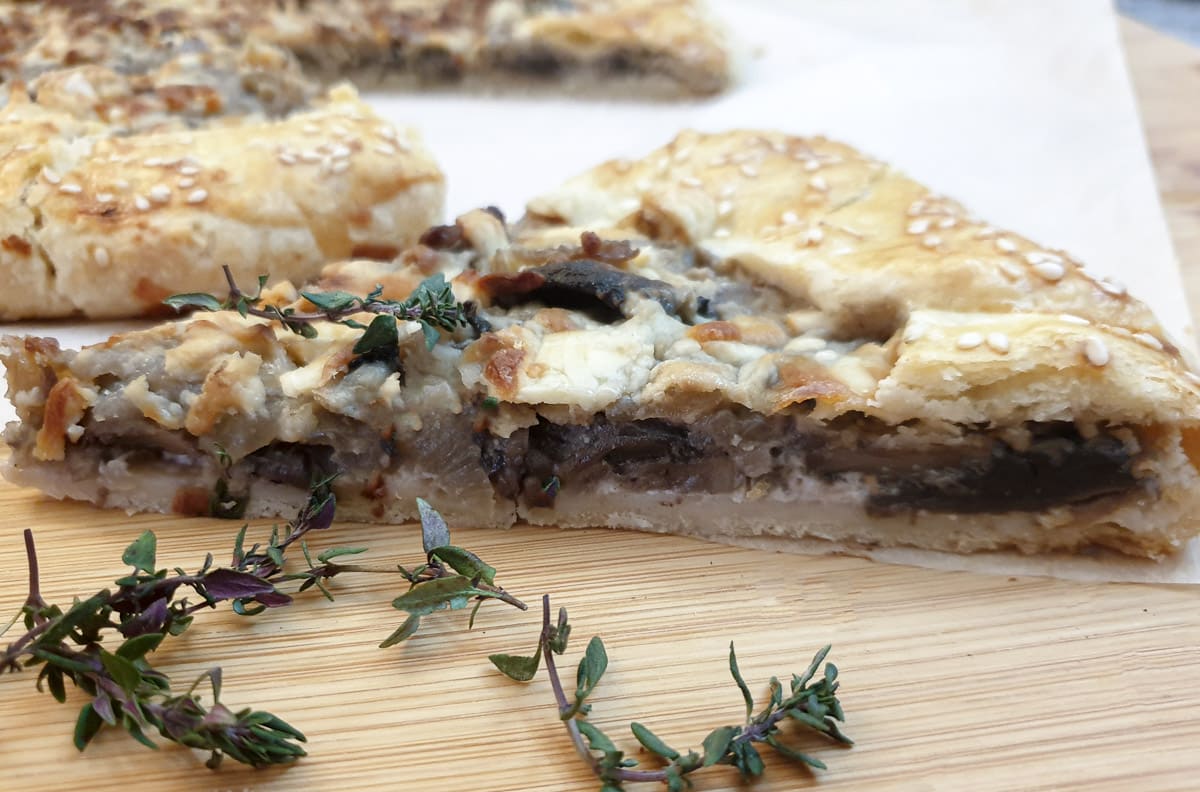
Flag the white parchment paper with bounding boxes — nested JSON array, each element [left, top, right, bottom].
[[2, 0, 1195, 582]]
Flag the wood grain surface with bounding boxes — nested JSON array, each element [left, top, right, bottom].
[[3, 18, 1200, 792]]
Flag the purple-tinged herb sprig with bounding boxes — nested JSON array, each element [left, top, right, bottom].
[[1, 481, 524, 768], [489, 596, 851, 791]]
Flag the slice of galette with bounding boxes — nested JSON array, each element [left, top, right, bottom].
[[4, 132, 1200, 560]]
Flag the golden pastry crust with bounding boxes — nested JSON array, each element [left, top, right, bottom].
[[1, 0, 732, 98], [0, 84, 444, 320]]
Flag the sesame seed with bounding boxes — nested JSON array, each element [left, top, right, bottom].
[[975, 226, 997, 239], [956, 332, 984, 350], [113, 179, 130, 190], [717, 200, 734, 217], [938, 217, 957, 229], [922, 234, 942, 249], [804, 227, 825, 245], [92, 246, 109, 267], [673, 147, 692, 162], [1133, 332, 1164, 351], [996, 237, 1017, 253], [143, 157, 163, 167], [95, 192, 114, 203], [635, 178, 652, 192], [1083, 337, 1110, 367], [14, 143, 34, 152], [58, 183, 82, 194], [134, 195, 151, 211], [907, 219, 930, 235], [809, 176, 829, 192], [680, 176, 703, 188], [331, 125, 349, 137], [617, 197, 641, 213], [1031, 260, 1065, 281], [803, 159, 821, 172], [331, 144, 352, 159], [713, 228, 732, 238], [278, 152, 297, 165], [303, 124, 320, 135], [997, 260, 1025, 280], [179, 165, 200, 176], [719, 184, 737, 198], [330, 160, 350, 174], [760, 225, 780, 237], [709, 155, 730, 167], [300, 151, 322, 163], [903, 324, 926, 343], [1098, 279, 1126, 296], [781, 210, 800, 225], [1059, 314, 1090, 325], [177, 177, 196, 189], [739, 164, 759, 178], [814, 349, 840, 364], [985, 332, 1010, 353], [770, 141, 788, 154], [393, 139, 411, 152], [42, 167, 61, 185], [377, 125, 397, 140], [374, 143, 396, 156], [149, 184, 171, 203], [186, 189, 208, 204]]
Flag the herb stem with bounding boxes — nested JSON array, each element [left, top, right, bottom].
[[22, 529, 47, 617]]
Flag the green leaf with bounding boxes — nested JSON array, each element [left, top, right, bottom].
[[116, 633, 164, 661], [429, 545, 496, 585], [630, 722, 680, 761], [266, 545, 285, 568], [378, 614, 421, 648], [467, 598, 484, 629], [664, 767, 685, 792], [390, 575, 482, 617], [787, 708, 830, 732], [574, 636, 608, 704], [417, 498, 451, 554], [100, 649, 142, 692], [419, 320, 440, 350], [32, 648, 95, 675], [163, 292, 223, 312], [825, 662, 838, 683], [733, 741, 765, 777], [765, 737, 827, 770], [300, 290, 359, 312], [576, 721, 617, 754], [45, 667, 67, 703], [550, 607, 572, 655], [481, 396, 500, 410], [0, 607, 21, 639], [121, 531, 157, 574], [729, 642, 753, 721], [73, 704, 104, 751], [701, 725, 737, 767], [488, 645, 543, 682], [352, 314, 398, 356], [316, 546, 368, 563], [795, 645, 832, 691]]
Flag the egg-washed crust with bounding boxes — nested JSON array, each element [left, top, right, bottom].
[[5, 132, 1200, 561], [0, 0, 732, 99], [0, 84, 445, 320]]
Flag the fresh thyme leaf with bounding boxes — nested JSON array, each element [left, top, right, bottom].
[[378, 614, 422, 648], [315, 546, 368, 563], [429, 546, 497, 586], [99, 649, 142, 692], [488, 646, 542, 682], [300, 290, 360, 312], [121, 531, 157, 574], [73, 703, 104, 751], [728, 642, 754, 721], [116, 633, 164, 661], [419, 319, 440, 350], [573, 636, 608, 708], [391, 574, 481, 615], [481, 396, 500, 410], [418, 497, 451, 554], [163, 293, 225, 312], [701, 725, 738, 767], [631, 722, 680, 761], [576, 720, 618, 754], [353, 314, 399, 356], [203, 569, 280, 602]]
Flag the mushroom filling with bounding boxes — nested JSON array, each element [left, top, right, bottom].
[[474, 416, 1144, 515]]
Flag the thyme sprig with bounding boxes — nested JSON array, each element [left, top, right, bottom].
[[164, 265, 472, 351], [490, 596, 851, 790], [1, 485, 524, 767]]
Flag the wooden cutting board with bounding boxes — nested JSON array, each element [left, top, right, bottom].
[[3, 20, 1200, 792]]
